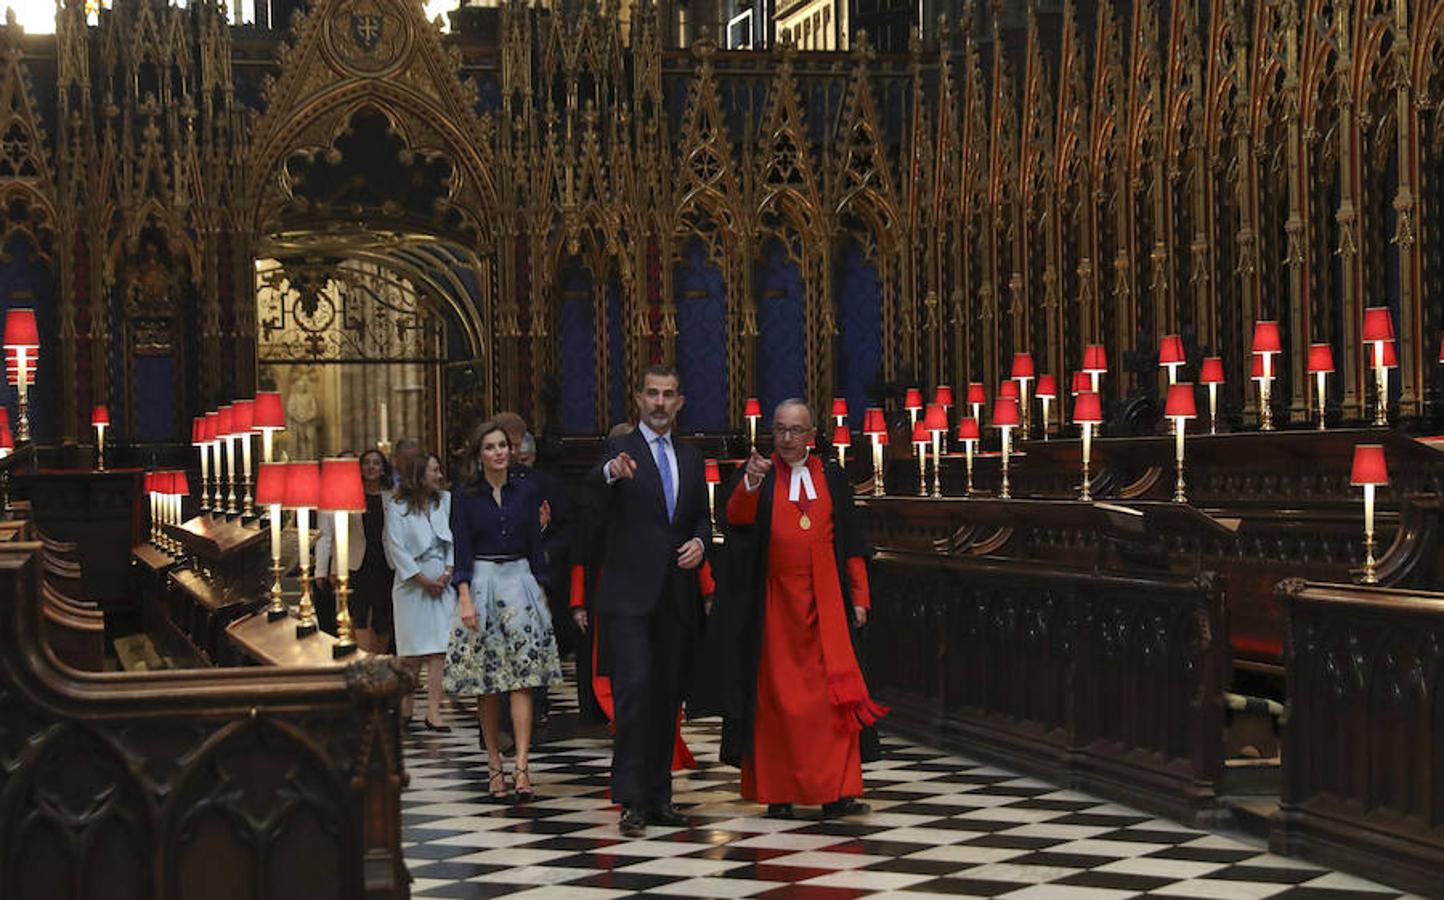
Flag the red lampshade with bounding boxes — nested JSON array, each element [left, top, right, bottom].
[[1165, 383, 1198, 419], [143, 471, 154, 494], [1380, 340, 1398, 369], [1070, 371, 1091, 396], [966, 382, 987, 405], [205, 411, 220, 443], [1439, 332, 1444, 364], [0, 423, 16, 451], [957, 417, 981, 442], [253, 391, 285, 430], [876, 429, 889, 446], [216, 405, 235, 438], [191, 416, 206, 446], [91, 405, 110, 427], [1199, 357, 1225, 384], [992, 397, 1020, 428], [1083, 343, 1109, 373], [831, 398, 848, 418], [1012, 352, 1036, 380], [1350, 444, 1388, 486], [151, 471, 172, 496], [170, 470, 190, 497], [904, 388, 923, 409], [318, 457, 366, 512], [1307, 343, 1335, 374], [1159, 334, 1186, 366], [1073, 391, 1103, 424], [255, 462, 288, 506], [744, 398, 761, 418], [832, 425, 851, 448], [911, 420, 930, 444], [1252, 320, 1282, 355], [923, 403, 949, 433], [704, 458, 721, 484], [863, 407, 887, 435], [1035, 375, 1058, 399], [1362, 307, 1394, 343], [2, 308, 38, 349], [231, 398, 255, 433], [283, 460, 321, 509], [998, 380, 1020, 400], [934, 385, 954, 407]]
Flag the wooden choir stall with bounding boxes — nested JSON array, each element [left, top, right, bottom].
[[0, 449, 410, 900], [853, 422, 1444, 897]]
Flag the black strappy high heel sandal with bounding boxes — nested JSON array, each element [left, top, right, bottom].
[[487, 765, 509, 802], [513, 765, 535, 804]]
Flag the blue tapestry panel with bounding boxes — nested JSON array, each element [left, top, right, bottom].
[[674, 237, 728, 432], [607, 275, 625, 426], [836, 238, 883, 428], [557, 261, 598, 434], [756, 237, 806, 420], [134, 356, 174, 442]]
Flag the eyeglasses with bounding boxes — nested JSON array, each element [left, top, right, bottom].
[[771, 425, 815, 439]]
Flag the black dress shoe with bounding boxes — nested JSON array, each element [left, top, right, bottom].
[[647, 803, 688, 827], [619, 805, 647, 838], [766, 803, 795, 819], [820, 797, 871, 818]]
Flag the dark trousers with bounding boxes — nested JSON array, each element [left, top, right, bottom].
[[608, 602, 688, 808]]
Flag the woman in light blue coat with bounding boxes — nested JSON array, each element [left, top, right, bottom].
[[386, 452, 457, 731]]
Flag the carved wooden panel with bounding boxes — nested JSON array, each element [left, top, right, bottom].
[[1276, 579, 1444, 897], [0, 547, 410, 900], [866, 547, 1227, 825]]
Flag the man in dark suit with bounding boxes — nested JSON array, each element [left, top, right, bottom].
[[589, 364, 711, 837]]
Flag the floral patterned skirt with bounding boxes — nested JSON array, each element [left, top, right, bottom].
[[443, 558, 562, 696]]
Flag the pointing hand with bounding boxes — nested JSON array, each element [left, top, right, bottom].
[[609, 452, 638, 480], [744, 449, 772, 486]]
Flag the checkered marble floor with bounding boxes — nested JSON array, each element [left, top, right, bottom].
[[402, 671, 1418, 899]]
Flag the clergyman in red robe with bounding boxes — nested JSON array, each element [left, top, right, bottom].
[[719, 398, 885, 819]]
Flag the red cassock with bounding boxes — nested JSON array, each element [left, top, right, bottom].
[[726, 455, 872, 804], [570, 562, 714, 771]]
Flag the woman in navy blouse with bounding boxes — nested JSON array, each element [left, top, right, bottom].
[[444, 419, 562, 803]]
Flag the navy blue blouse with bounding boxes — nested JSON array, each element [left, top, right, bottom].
[[450, 471, 545, 584]]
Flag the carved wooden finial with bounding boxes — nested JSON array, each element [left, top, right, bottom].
[[850, 29, 873, 63]]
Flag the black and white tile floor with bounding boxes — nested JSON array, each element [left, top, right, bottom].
[[402, 671, 1419, 899]]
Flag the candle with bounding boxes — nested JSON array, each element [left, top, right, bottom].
[[379, 400, 389, 447], [335, 509, 350, 585]]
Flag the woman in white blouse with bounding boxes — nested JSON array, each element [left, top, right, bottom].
[[385, 452, 457, 730]]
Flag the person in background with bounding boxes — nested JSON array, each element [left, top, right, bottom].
[[390, 437, 420, 489], [446, 420, 561, 803], [567, 422, 636, 723], [517, 431, 573, 653], [720, 398, 884, 820], [385, 452, 457, 731]]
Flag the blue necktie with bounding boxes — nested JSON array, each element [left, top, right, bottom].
[[655, 435, 676, 521]]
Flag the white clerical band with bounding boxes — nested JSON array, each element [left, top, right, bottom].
[[788, 463, 817, 503]]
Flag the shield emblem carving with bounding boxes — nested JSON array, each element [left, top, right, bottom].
[[351, 13, 384, 50]]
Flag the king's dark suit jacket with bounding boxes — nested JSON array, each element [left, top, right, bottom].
[[589, 427, 712, 629]]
